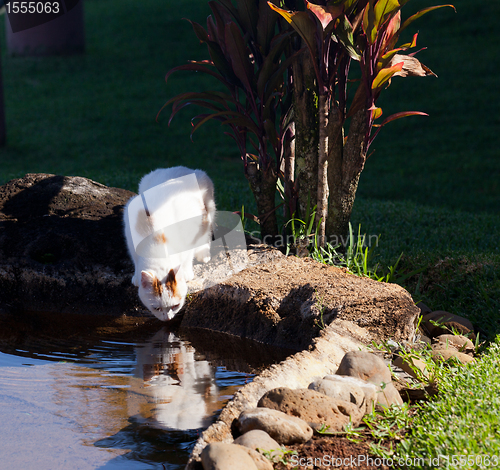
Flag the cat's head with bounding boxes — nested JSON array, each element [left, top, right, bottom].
[[138, 267, 187, 321]]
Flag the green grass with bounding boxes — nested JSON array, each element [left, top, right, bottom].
[[395, 336, 500, 469], [0, 0, 499, 461]]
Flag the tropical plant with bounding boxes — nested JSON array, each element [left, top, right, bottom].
[[162, 0, 455, 246], [159, 0, 294, 241], [269, 0, 455, 245]]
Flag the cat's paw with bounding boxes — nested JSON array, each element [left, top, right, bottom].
[[195, 246, 211, 263]]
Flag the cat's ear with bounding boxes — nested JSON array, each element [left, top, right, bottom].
[[141, 270, 155, 289]]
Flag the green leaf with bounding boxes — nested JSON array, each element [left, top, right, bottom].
[[371, 61, 403, 90], [400, 4, 456, 34], [362, 0, 377, 44], [374, 0, 400, 30], [336, 15, 361, 60]]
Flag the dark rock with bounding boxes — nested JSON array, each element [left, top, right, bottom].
[[421, 311, 474, 339], [0, 173, 143, 316], [416, 301, 432, 315]]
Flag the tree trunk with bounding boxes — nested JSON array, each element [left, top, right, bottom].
[[316, 94, 329, 246], [326, 107, 368, 248], [292, 54, 319, 221], [326, 106, 344, 246], [283, 122, 296, 222], [245, 160, 279, 244]]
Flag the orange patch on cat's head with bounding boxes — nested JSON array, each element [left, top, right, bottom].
[[165, 268, 180, 297], [152, 275, 163, 297]]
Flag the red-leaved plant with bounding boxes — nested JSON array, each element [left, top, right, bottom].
[[161, 0, 455, 246]]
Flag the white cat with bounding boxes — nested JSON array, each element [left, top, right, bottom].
[[123, 166, 216, 321]]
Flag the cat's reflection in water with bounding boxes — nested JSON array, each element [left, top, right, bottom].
[[133, 329, 218, 431]]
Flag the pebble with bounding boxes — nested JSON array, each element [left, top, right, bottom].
[[432, 334, 475, 356]]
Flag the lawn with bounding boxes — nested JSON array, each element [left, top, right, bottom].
[[0, 0, 499, 463]]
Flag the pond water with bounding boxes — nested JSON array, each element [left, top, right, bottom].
[[0, 317, 293, 470]]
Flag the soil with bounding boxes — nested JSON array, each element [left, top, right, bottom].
[[276, 435, 392, 470]]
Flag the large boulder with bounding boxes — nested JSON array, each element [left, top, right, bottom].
[[0, 173, 142, 316], [181, 255, 419, 350]]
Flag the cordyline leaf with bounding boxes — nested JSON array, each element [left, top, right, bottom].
[[380, 10, 400, 51], [165, 63, 231, 90], [215, 0, 239, 23], [371, 61, 403, 89], [192, 110, 258, 135], [379, 33, 418, 69], [364, 0, 401, 45], [224, 22, 255, 94], [370, 106, 382, 120], [208, 1, 228, 42], [222, 116, 261, 135], [336, 16, 361, 60], [256, 32, 292, 100], [258, 0, 280, 55], [305, 0, 343, 30], [262, 51, 299, 103], [389, 54, 437, 78], [186, 19, 210, 43], [236, 0, 259, 41], [362, 0, 377, 44], [369, 110, 428, 146], [169, 100, 226, 126], [206, 41, 242, 86], [267, 2, 317, 58], [401, 4, 456, 34], [374, 0, 400, 29]]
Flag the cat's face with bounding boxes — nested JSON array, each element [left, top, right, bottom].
[[139, 268, 187, 321]]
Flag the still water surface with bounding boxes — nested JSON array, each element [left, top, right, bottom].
[[0, 324, 290, 470]]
